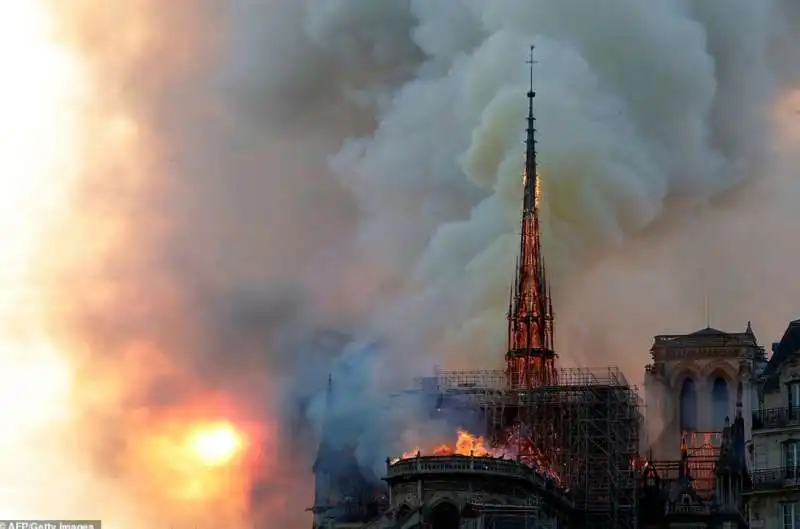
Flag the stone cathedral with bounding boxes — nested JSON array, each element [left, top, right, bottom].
[[644, 324, 766, 468]]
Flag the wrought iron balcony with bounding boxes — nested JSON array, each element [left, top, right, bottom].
[[749, 467, 800, 490], [752, 407, 800, 430], [665, 503, 712, 516], [664, 501, 747, 520]]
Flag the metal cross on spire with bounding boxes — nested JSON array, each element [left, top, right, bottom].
[[526, 45, 538, 93]]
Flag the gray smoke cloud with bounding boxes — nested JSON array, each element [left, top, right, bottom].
[[252, 0, 800, 472], [46, 0, 800, 527], [257, 1, 800, 371]]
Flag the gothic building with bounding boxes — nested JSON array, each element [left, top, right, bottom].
[[310, 376, 387, 529], [645, 325, 766, 464], [639, 406, 749, 528]]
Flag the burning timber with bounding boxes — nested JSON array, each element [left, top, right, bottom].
[[414, 365, 643, 529]]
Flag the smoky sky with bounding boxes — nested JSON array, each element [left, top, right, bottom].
[[44, 0, 800, 526]]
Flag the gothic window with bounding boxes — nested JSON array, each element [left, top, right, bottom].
[[789, 382, 800, 409], [711, 377, 729, 430], [680, 378, 698, 432], [781, 502, 799, 529]]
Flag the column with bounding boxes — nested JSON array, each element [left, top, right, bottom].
[[695, 377, 711, 432], [742, 379, 753, 438]]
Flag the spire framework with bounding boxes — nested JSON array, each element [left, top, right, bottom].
[[506, 46, 557, 389]]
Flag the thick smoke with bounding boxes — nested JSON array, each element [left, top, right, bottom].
[[235, 0, 800, 479], [320, 0, 796, 372], [32, 0, 800, 527]]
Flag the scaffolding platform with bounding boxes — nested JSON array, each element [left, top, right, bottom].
[[416, 365, 643, 529]]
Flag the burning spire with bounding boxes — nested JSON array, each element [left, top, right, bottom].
[[506, 46, 557, 389]]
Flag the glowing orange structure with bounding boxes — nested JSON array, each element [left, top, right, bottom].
[[506, 48, 557, 389]]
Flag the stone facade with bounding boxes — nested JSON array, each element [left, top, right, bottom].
[[376, 455, 571, 529], [747, 320, 800, 529], [644, 325, 764, 464]]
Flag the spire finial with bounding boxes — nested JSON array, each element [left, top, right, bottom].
[[526, 45, 535, 96], [523, 45, 539, 214]]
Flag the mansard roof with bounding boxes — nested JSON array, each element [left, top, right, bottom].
[[762, 319, 800, 391]]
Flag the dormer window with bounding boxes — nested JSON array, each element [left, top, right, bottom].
[[789, 382, 800, 410]]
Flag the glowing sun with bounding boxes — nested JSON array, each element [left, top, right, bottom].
[[187, 422, 244, 467]]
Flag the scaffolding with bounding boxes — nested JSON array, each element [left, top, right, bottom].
[[422, 366, 643, 529], [684, 431, 723, 496]]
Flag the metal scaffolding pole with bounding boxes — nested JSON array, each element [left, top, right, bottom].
[[421, 366, 643, 529]]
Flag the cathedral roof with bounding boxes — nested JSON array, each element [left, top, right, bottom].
[[689, 327, 727, 336], [651, 323, 764, 359]]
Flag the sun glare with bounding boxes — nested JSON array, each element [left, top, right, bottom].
[[188, 422, 245, 467], [0, 0, 86, 518]]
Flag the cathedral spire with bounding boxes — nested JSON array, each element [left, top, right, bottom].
[[506, 46, 557, 389], [523, 46, 538, 215]]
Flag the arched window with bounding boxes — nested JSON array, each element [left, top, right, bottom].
[[680, 378, 698, 431], [429, 501, 460, 529], [712, 377, 730, 430]]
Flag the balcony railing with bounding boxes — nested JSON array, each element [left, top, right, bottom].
[[752, 407, 800, 430], [665, 503, 713, 516], [749, 467, 800, 490]]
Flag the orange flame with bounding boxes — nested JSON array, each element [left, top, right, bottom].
[[434, 429, 501, 457], [392, 428, 564, 487], [394, 429, 511, 462]]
